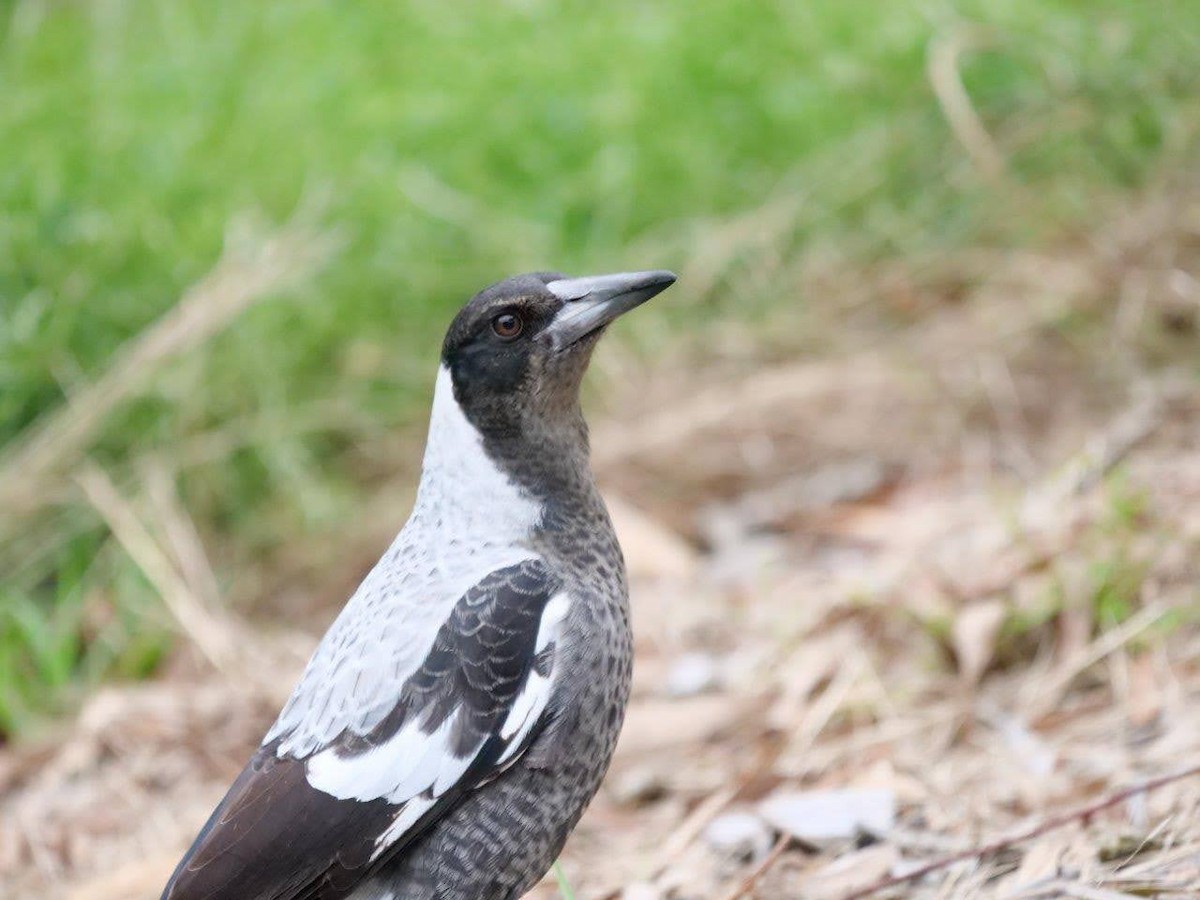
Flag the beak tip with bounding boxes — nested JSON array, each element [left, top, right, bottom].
[[538, 268, 677, 349], [635, 270, 678, 293]]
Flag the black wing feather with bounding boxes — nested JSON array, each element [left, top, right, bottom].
[[162, 559, 563, 900]]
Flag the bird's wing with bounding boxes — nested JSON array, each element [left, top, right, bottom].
[[162, 558, 570, 900]]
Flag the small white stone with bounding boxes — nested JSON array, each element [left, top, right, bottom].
[[703, 811, 775, 862], [611, 765, 668, 806], [758, 788, 896, 843], [621, 882, 662, 900], [664, 652, 721, 698]]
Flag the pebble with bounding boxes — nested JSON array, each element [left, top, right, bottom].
[[703, 810, 775, 862]]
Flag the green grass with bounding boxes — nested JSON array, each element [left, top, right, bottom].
[[1, 0, 1198, 736], [552, 862, 577, 900]]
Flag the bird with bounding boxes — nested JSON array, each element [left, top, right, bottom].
[[162, 268, 677, 900]]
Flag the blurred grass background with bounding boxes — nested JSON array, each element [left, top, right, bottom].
[[1, 0, 1198, 737]]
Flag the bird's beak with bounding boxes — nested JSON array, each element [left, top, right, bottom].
[[538, 270, 677, 352]]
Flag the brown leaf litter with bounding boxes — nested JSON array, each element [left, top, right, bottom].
[[3, 186, 1200, 899]]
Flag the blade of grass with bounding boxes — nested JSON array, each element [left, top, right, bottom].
[[552, 862, 577, 900]]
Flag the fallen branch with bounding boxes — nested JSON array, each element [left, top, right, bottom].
[[839, 763, 1200, 899], [720, 834, 794, 900]]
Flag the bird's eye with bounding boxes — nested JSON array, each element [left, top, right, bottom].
[[491, 312, 524, 340]]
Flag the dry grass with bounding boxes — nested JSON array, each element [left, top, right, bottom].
[[0, 212, 339, 526], [2, 184, 1200, 900]]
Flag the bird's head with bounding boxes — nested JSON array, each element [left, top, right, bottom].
[[440, 270, 676, 439]]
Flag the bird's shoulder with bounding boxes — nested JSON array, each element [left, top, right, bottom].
[[268, 524, 557, 754]]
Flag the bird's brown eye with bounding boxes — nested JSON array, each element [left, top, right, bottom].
[[491, 312, 523, 339]]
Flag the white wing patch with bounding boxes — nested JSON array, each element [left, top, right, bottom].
[[498, 592, 570, 763], [536, 592, 571, 653], [306, 591, 571, 861], [495, 672, 551, 769], [501, 671, 548, 743], [307, 709, 478, 805]]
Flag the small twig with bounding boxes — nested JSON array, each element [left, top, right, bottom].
[[927, 27, 1008, 182], [977, 352, 1036, 477], [719, 834, 794, 900], [1026, 390, 1164, 519], [1029, 601, 1169, 719], [839, 764, 1200, 899], [75, 461, 239, 673], [142, 458, 224, 611], [601, 786, 742, 899], [651, 785, 739, 878]]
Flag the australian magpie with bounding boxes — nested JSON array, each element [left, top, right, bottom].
[[161, 269, 677, 900]]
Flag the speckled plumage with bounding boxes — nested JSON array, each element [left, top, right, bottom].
[[349, 449, 633, 900], [162, 270, 674, 900]]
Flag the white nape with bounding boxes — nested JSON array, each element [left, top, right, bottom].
[[413, 365, 542, 547], [267, 365, 542, 759]]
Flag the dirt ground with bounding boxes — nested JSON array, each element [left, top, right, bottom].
[[3, 187, 1200, 899]]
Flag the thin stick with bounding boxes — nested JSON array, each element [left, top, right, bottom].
[[75, 461, 238, 673], [719, 834, 793, 900], [1030, 602, 1169, 719], [927, 28, 1007, 182], [840, 764, 1200, 899], [652, 785, 739, 876]]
